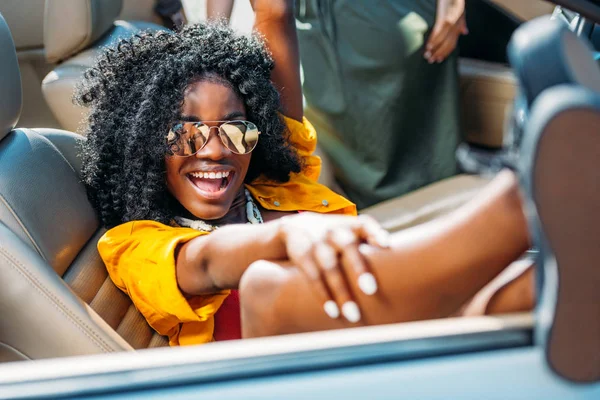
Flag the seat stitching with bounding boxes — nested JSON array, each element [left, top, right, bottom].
[[116, 304, 148, 348], [0, 246, 115, 353], [0, 193, 46, 263], [0, 246, 113, 352]]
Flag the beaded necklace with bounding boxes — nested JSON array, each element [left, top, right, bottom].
[[175, 189, 264, 232]]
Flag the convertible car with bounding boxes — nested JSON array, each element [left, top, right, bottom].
[[0, 0, 599, 398]]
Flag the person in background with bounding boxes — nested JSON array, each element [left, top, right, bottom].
[[207, 0, 236, 22], [296, 0, 468, 209], [154, 0, 188, 29], [155, 0, 237, 29]]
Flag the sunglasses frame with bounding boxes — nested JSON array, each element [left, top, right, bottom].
[[166, 120, 261, 157]]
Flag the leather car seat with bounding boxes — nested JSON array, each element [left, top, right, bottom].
[[41, 0, 166, 133], [360, 174, 490, 233], [0, 12, 167, 364]]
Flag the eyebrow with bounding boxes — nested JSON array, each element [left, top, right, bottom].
[[178, 111, 246, 122]]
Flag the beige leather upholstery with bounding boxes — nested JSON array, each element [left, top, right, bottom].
[[361, 175, 491, 233], [0, 13, 167, 362], [42, 53, 95, 132], [488, 0, 554, 21], [42, 0, 165, 132], [0, 1, 62, 129], [459, 58, 517, 149], [44, 0, 123, 63], [0, 0, 45, 50], [0, 13, 20, 140]]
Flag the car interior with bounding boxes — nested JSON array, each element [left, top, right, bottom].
[[0, 0, 558, 362], [0, 0, 599, 396]]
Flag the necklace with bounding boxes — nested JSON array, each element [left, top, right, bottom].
[[175, 189, 264, 232]]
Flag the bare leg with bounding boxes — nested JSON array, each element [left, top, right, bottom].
[[460, 258, 535, 316], [207, 0, 235, 22], [240, 170, 532, 338]]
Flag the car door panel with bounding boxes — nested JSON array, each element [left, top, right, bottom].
[[459, 58, 517, 149], [53, 348, 600, 399]]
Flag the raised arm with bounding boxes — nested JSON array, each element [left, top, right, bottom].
[[251, 0, 303, 121]]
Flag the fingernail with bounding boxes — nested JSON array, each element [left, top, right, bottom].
[[424, 51, 431, 59], [324, 300, 340, 319], [376, 232, 390, 248], [358, 273, 378, 295], [337, 229, 356, 246], [342, 301, 361, 323], [317, 246, 337, 270]]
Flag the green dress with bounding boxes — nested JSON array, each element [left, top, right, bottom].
[[296, 0, 460, 209]]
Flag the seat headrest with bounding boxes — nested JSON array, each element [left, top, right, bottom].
[[44, 0, 123, 63], [0, 13, 22, 141], [508, 16, 600, 107]]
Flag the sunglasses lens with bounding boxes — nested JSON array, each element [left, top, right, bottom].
[[168, 122, 210, 156], [220, 121, 259, 154]]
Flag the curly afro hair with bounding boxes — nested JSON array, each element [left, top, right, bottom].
[[76, 22, 301, 228]]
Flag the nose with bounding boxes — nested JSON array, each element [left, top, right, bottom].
[[195, 126, 230, 160]]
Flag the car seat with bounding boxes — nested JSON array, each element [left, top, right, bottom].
[[41, 0, 166, 133], [0, 12, 168, 363]]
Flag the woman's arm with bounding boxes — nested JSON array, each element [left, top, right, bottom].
[[240, 170, 532, 337], [176, 211, 389, 298], [176, 223, 286, 295], [251, 0, 303, 121]]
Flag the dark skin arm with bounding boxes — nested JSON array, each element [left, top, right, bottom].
[[176, 223, 285, 294], [176, 211, 388, 296], [240, 170, 534, 337], [251, 0, 304, 121]]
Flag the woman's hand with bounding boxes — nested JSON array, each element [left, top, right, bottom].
[[276, 213, 390, 323], [424, 0, 468, 64]]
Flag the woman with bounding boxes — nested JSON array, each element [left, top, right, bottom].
[[79, 0, 533, 346], [296, 0, 468, 208]]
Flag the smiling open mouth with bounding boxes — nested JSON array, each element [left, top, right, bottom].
[[187, 171, 235, 194]]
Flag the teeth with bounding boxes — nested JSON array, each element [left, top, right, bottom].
[[189, 171, 232, 179]]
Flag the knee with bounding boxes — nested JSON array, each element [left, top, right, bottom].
[[239, 260, 289, 338]]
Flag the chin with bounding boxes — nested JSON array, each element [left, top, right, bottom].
[[187, 201, 232, 221]]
